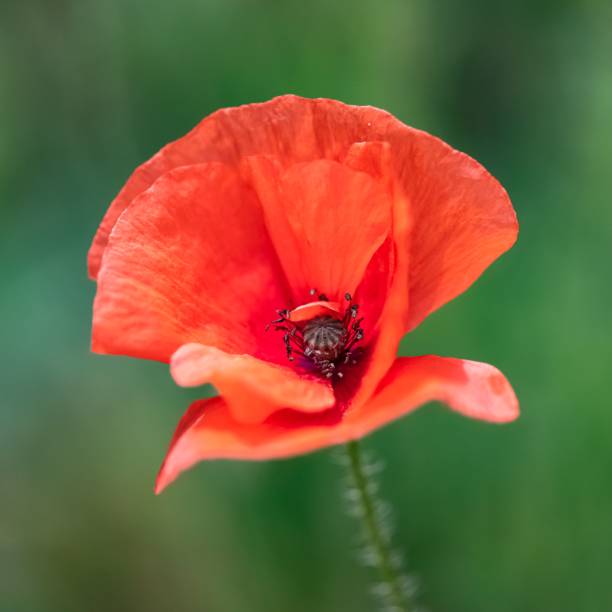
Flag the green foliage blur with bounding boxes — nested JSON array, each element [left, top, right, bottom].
[[2, 1, 611, 610]]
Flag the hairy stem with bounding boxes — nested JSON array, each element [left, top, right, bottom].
[[343, 440, 419, 612]]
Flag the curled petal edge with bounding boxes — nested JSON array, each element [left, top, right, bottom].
[[170, 343, 335, 424]]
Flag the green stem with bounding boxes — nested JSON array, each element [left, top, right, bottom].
[[344, 440, 416, 612]]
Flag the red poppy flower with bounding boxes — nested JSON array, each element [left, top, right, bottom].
[[89, 95, 519, 493]]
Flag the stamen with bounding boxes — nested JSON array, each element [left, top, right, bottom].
[[309, 287, 329, 302]]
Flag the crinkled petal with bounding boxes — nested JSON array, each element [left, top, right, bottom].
[[170, 343, 334, 424], [156, 356, 517, 492], [247, 155, 392, 302], [92, 162, 288, 363]]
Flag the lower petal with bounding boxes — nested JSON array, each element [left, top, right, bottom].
[[155, 397, 346, 493], [156, 355, 518, 492], [345, 355, 519, 432], [170, 343, 335, 424]]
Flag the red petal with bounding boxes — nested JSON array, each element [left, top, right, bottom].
[[247, 156, 392, 303], [344, 143, 412, 410], [92, 163, 288, 363], [386, 135, 518, 331], [170, 343, 334, 424], [289, 300, 342, 322], [349, 355, 519, 430], [155, 397, 345, 493], [89, 95, 392, 278], [156, 356, 517, 492]]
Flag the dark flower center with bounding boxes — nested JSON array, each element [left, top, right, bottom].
[[267, 292, 365, 379]]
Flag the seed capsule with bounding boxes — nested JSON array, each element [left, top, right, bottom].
[[303, 316, 347, 361], [266, 292, 365, 379]]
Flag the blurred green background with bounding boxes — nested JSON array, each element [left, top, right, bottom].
[[2, 1, 611, 611]]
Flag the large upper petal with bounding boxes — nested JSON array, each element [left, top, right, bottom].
[[92, 162, 289, 363], [89, 96, 517, 334], [88, 95, 398, 278], [155, 355, 518, 492]]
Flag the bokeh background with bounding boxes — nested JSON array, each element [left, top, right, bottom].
[[2, 1, 611, 611]]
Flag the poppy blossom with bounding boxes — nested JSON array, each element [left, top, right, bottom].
[[89, 95, 519, 493]]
